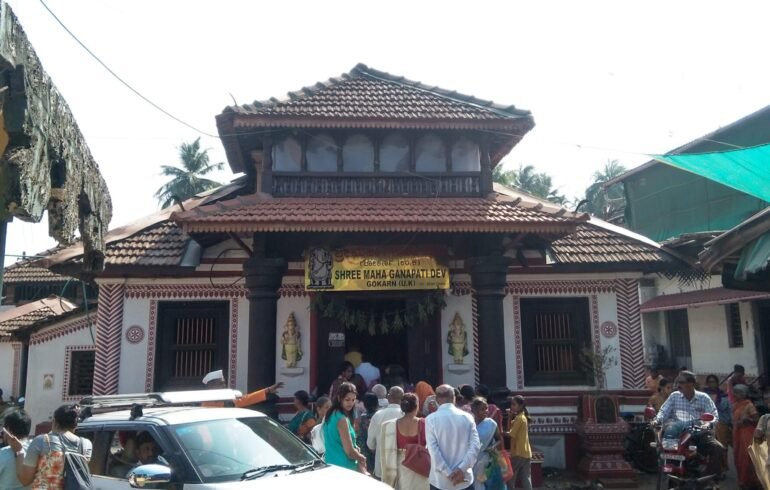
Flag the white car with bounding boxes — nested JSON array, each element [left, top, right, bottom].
[[76, 390, 388, 489]]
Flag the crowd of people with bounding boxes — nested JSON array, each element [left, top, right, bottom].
[[287, 359, 532, 490], [646, 364, 770, 490]]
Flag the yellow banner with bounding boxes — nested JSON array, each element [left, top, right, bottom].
[[305, 247, 449, 291]]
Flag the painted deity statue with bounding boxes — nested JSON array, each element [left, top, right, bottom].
[[281, 312, 303, 368], [447, 312, 468, 363]]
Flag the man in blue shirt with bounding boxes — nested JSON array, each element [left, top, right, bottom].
[[0, 409, 31, 489], [654, 370, 724, 477], [425, 384, 481, 490]]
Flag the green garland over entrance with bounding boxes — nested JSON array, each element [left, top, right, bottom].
[[310, 290, 447, 335]]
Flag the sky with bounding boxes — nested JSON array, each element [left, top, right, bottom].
[[4, 0, 770, 266]]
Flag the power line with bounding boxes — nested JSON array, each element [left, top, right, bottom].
[[38, 0, 218, 138]]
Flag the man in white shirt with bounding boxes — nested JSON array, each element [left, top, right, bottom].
[[368, 386, 404, 479], [356, 355, 381, 389], [425, 384, 481, 490]]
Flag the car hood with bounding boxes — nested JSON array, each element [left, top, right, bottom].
[[200, 464, 391, 489]]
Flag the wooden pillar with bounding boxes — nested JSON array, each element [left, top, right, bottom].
[[469, 255, 508, 389], [479, 134, 493, 194], [243, 241, 286, 391]]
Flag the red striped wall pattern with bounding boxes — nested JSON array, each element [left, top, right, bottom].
[[93, 284, 125, 395], [615, 279, 645, 389]]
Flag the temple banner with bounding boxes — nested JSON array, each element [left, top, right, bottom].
[[305, 247, 449, 291]]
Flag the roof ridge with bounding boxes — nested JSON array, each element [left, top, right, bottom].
[[229, 63, 531, 119]]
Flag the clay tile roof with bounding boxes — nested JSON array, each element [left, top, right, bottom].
[[0, 296, 77, 337], [3, 246, 73, 284], [81, 221, 188, 267], [172, 195, 585, 235], [550, 221, 674, 265], [224, 63, 532, 127]]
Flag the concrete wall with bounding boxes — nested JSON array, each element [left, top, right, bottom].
[[24, 319, 94, 427], [688, 302, 759, 376]]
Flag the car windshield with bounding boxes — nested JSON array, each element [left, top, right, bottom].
[[173, 416, 317, 482]]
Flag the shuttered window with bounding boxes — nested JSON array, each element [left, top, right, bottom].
[[520, 298, 593, 386], [68, 350, 95, 396], [726, 303, 744, 348], [156, 301, 229, 391]]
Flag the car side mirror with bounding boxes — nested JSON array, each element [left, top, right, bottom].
[[700, 413, 715, 422], [644, 406, 656, 419], [128, 464, 172, 488]]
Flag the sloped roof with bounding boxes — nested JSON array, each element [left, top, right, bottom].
[[217, 64, 535, 172], [0, 296, 77, 337], [38, 178, 246, 270], [171, 194, 584, 234], [4, 260, 72, 284], [550, 221, 673, 265], [224, 63, 531, 125]]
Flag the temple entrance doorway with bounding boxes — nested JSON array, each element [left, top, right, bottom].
[[316, 293, 442, 396]]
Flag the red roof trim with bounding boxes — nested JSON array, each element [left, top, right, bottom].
[[640, 287, 770, 313]]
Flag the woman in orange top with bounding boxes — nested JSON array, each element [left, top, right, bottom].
[[732, 384, 760, 489]]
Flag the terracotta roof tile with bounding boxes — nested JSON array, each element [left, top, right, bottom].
[[550, 222, 672, 264], [68, 222, 188, 267], [225, 64, 532, 127], [172, 196, 583, 234], [0, 296, 77, 337]]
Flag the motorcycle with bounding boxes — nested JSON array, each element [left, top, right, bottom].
[[644, 406, 720, 490]]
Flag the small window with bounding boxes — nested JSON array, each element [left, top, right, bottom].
[[380, 133, 410, 172], [342, 134, 374, 172], [726, 303, 743, 348], [68, 350, 95, 397], [415, 134, 446, 172], [520, 298, 593, 386], [273, 136, 302, 171], [451, 137, 481, 171], [306, 133, 338, 172]]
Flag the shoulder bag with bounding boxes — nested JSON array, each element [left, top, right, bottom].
[[402, 418, 431, 478]]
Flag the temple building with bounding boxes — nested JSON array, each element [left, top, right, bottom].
[[9, 64, 685, 471]]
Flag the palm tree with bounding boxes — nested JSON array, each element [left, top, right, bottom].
[[583, 159, 627, 220], [493, 163, 567, 205], [155, 138, 224, 208]]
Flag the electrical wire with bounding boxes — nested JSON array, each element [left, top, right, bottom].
[[38, 0, 218, 138]]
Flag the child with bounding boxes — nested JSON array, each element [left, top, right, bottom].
[[507, 395, 532, 490]]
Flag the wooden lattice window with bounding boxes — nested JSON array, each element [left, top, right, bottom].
[[156, 301, 229, 391], [68, 350, 95, 397], [520, 298, 593, 386], [726, 303, 744, 348]]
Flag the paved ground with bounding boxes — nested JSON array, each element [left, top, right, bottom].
[[538, 448, 738, 489]]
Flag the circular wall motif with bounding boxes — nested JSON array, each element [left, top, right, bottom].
[[125, 325, 145, 344], [600, 321, 618, 339]]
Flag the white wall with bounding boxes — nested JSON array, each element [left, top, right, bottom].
[[25, 321, 95, 427], [688, 303, 759, 376], [120, 296, 151, 394]]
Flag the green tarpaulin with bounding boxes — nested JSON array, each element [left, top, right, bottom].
[[652, 143, 770, 203]]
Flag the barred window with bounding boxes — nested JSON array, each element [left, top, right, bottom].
[[156, 301, 229, 391], [520, 298, 593, 386], [68, 350, 95, 397]]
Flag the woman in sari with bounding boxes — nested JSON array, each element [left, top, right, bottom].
[[379, 393, 428, 490], [288, 390, 316, 442], [751, 414, 770, 489], [733, 384, 761, 489], [471, 397, 505, 490]]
